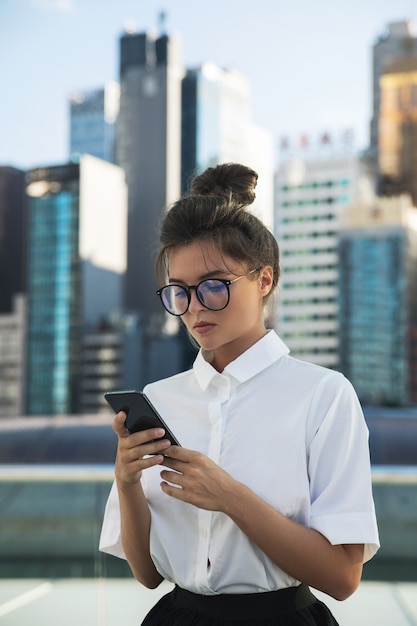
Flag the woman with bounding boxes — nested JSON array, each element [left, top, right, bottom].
[[100, 163, 379, 625]]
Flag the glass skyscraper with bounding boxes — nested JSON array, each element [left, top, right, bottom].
[[181, 63, 274, 228], [26, 164, 81, 414], [339, 201, 417, 406], [181, 63, 251, 191], [25, 157, 127, 415], [339, 230, 407, 404], [69, 82, 119, 163]]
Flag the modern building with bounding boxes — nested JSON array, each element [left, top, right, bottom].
[[116, 30, 183, 316], [0, 294, 26, 417], [378, 56, 417, 205], [181, 62, 274, 229], [339, 195, 417, 406], [0, 166, 27, 313], [69, 82, 120, 163], [25, 156, 127, 415], [80, 312, 141, 414], [181, 63, 251, 186], [275, 133, 370, 367], [369, 20, 417, 180]]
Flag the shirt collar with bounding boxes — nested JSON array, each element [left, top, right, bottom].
[[193, 330, 290, 391]]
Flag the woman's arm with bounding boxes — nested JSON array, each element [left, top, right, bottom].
[[160, 447, 364, 601], [222, 480, 364, 601], [113, 412, 172, 588]]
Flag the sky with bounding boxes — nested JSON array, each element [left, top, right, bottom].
[[1, 0, 417, 171]]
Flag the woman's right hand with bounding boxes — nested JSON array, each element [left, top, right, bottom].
[[112, 411, 173, 485]]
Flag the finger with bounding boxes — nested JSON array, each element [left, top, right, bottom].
[[112, 411, 129, 437], [160, 455, 182, 469], [121, 438, 172, 463], [162, 445, 193, 462], [129, 428, 166, 445], [160, 481, 187, 501], [160, 469, 183, 485]]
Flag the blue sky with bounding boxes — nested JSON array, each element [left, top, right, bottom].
[[1, 0, 416, 170]]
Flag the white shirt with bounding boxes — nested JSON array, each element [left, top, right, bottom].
[[99, 331, 379, 594]]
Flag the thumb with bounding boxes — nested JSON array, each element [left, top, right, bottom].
[[112, 411, 129, 437]]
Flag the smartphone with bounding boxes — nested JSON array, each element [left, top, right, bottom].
[[104, 390, 181, 447]]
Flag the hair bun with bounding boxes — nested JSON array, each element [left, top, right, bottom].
[[190, 163, 258, 206]]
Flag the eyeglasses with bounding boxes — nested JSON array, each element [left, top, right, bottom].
[[156, 268, 260, 316]]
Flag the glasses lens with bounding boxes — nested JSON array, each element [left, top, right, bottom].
[[160, 285, 189, 315], [197, 279, 229, 311]]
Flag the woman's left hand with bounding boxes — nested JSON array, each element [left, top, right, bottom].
[[159, 446, 236, 512]]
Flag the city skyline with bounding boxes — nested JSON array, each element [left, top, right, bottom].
[[1, 0, 417, 171]]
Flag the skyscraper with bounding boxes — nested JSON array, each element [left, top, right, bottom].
[[25, 156, 127, 415], [339, 196, 417, 405], [379, 57, 417, 205], [117, 30, 183, 315], [0, 167, 27, 312], [181, 62, 274, 228], [69, 82, 120, 163], [369, 20, 417, 180], [181, 63, 251, 188], [275, 133, 367, 368]]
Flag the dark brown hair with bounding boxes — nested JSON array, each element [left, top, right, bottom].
[[155, 163, 280, 305]]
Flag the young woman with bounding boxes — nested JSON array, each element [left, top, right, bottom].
[[100, 163, 379, 625]]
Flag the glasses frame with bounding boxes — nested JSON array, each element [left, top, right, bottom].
[[156, 268, 260, 316]]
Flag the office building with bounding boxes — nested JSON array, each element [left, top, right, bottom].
[[275, 133, 368, 367], [181, 63, 251, 186], [181, 62, 274, 229], [0, 167, 27, 312], [0, 294, 26, 417], [369, 20, 417, 179], [339, 195, 417, 405], [379, 57, 417, 205], [25, 156, 127, 415], [80, 313, 141, 414], [117, 30, 183, 315], [69, 82, 120, 163]]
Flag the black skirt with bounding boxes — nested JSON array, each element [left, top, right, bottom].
[[141, 584, 340, 625]]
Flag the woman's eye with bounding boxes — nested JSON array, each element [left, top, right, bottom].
[[205, 281, 224, 293]]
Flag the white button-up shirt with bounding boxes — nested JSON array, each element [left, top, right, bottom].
[[99, 331, 379, 594]]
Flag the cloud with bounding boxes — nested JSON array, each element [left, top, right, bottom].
[[30, 0, 75, 12]]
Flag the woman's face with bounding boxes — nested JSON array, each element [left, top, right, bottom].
[[167, 240, 273, 371]]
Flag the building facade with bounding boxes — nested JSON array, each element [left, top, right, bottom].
[[0, 167, 27, 313], [339, 196, 417, 405], [379, 57, 417, 205], [181, 62, 274, 229], [117, 31, 183, 315], [69, 82, 120, 163], [0, 294, 26, 417], [275, 136, 367, 367], [369, 20, 417, 180], [25, 156, 127, 415], [80, 313, 141, 414]]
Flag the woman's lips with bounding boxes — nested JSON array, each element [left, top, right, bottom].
[[193, 321, 215, 334]]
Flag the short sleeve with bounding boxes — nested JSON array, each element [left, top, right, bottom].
[[99, 481, 126, 559], [307, 373, 380, 562]]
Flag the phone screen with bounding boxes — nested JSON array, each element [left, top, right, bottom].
[[104, 390, 181, 446]]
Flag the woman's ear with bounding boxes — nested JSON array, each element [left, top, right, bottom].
[[259, 266, 274, 297]]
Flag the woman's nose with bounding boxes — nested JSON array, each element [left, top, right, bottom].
[[187, 288, 205, 312]]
